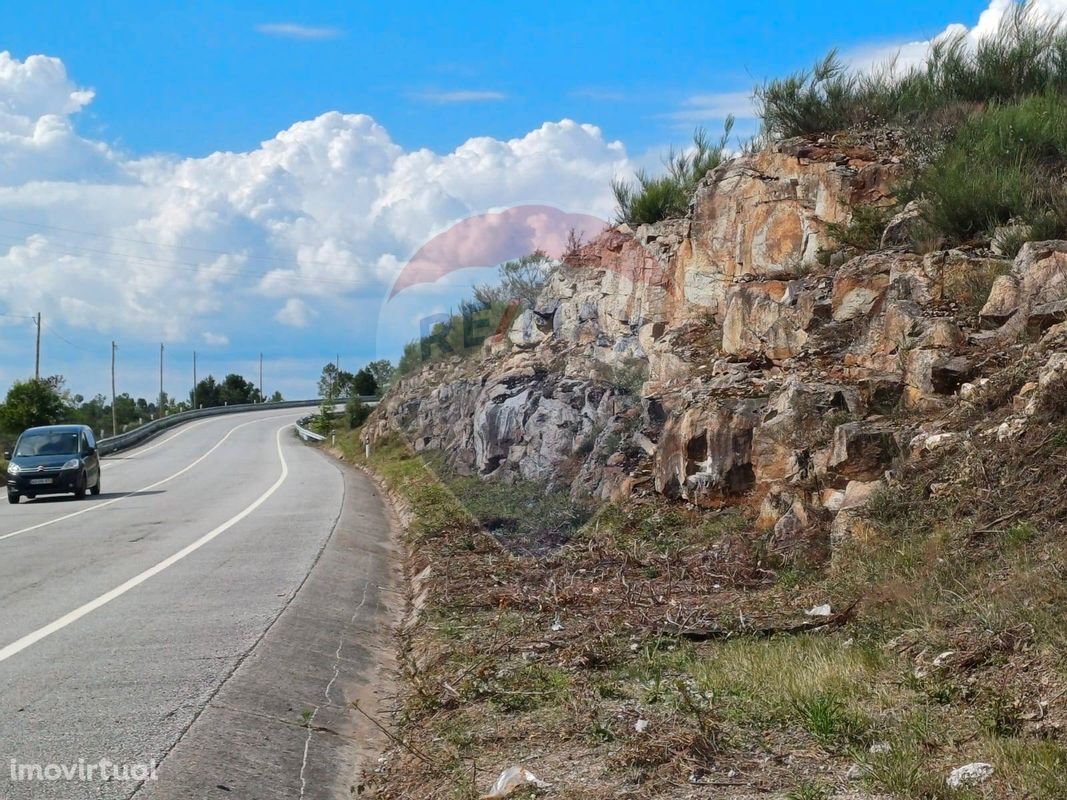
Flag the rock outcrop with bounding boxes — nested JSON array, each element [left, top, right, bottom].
[[368, 134, 1067, 560]]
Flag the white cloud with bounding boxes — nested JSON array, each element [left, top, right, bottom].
[[412, 90, 508, 104], [664, 91, 755, 124], [844, 0, 1067, 73], [203, 332, 229, 346], [254, 23, 344, 40], [0, 51, 629, 397], [275, 297, 313, 327]]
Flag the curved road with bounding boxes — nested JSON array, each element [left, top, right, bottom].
[[0, 408, 398, 799]]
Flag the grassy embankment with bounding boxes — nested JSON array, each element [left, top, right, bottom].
[[332, 395, 1067, 800]]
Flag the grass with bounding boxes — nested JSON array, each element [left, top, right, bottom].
[[825, 203, 896, 252], [612, 119, 734, 225], [347, 380, 1067, 799], [757, 4, 1067, 139], [685, 636, 881, 746], [915, 92, 1067, 244]]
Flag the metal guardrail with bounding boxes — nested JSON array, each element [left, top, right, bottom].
[[97, 397, 377, 456], [294, 417, 326, 442]]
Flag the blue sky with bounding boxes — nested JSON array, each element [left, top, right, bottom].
[[7, 0, 981, 156], [0, 1, 1010, 402]]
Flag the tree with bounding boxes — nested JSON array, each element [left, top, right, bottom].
[[346, 395, 371, 428], [0, 378, 70, 433], [352, 367, 378, 397], [191, 376, 221, 408], [318, 363, 354, 401], [473, 251, 553, 308], [219, 373, 261, 406], [269, 390, 284, 403], [366, 359, 395, 393]]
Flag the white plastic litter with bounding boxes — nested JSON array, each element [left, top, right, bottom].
[[634, 718, 650, 733], [481, 766, 551, 799], [805, 603, 832, 617]]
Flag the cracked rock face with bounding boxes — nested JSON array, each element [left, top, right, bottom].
[[368, 136, 1063, 557]]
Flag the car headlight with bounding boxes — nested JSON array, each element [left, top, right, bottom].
[[62, 458, 82, 470], [7, 463, 19, 475]]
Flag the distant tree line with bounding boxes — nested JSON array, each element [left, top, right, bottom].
[[0, 370, 284, 454]]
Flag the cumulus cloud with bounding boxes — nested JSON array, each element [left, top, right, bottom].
[[275, 298, 313, 327], [0, 51, 630, 388], [254, 23, 344, 40], [203, 332, 229, 346], [844, 0, 1067, 73]]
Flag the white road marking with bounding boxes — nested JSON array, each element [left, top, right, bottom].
[[101, 418, 215, 470], [0, 413, 294, 543], [0, 424, 292, 664]]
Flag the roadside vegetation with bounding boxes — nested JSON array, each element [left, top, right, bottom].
[[344, 385, 1067, 798], [611, 119, 734, 226], [616, 3, 1067, 251], [395, 251, 554, 379], [0, 370, 286, 459]]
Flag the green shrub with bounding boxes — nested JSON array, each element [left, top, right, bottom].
[[612, 118, 734, 225], [396, 299, 518, 377], [918, 92, 1067, 242], [757, 4, 1067, 138], [345, 395, 370, 428], [825, 203, 895, 251]]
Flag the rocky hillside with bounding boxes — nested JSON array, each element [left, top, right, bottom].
[[365, 133, 1067, 565]]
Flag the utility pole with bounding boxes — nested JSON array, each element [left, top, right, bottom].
[[259, 353, 263, 402], [159, 343, 165, 418], [192, 350, 197, 410], [111, 341, 117, 437], [33, 312, 41, 381]]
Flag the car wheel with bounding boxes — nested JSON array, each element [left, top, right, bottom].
[[7, 490, 19, 505], [74, 472, 87, 499], [90, 476, 101, 496]]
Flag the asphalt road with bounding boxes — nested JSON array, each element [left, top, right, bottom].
[[0, 408, 399, 800]]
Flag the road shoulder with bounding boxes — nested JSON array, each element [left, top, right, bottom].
[[135, 448, 402, 800]]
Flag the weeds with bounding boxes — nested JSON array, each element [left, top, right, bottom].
[[916, 92, 1067, 243], [758, 4, 1067, 138], [612, 119, 734, 225], [825, 203, 895, 251]]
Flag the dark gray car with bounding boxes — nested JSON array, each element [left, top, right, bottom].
[[5, 424, 102, 504]]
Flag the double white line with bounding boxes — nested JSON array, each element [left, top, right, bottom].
[[0, 423, 292, 664]]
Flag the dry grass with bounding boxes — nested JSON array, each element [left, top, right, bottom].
[[348, 356, 1067, 799]]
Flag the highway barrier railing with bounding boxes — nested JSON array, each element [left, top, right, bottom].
[[294, 417, 326, 442], [97, 397, 377, 456]]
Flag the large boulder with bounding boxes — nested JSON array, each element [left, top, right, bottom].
[[832, 254, 893, 321], [828, 422, 899, 482], [751, 379, 864, 486], [980, 241, 1067, 335], [653, 397, 763, 505], [721, 280, 811, 360], [685, 140, 901, 317]]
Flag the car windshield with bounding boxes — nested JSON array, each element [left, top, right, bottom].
[[14, 432, 81, 458]]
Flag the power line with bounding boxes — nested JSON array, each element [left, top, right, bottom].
[[42, 323, 106, 354]]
